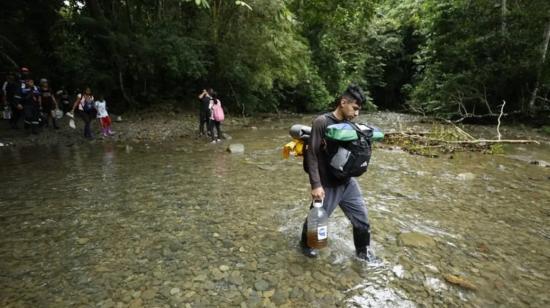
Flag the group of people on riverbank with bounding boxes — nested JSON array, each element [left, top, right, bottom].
[[1, 67, 114, 139], [2, 68, 226, 143], [198, 88, 225, 143]]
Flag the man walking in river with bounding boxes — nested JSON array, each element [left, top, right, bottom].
[[300, 84, 375, 261]]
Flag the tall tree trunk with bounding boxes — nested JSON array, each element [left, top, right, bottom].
[[501, 0, 507, 35], [157, 0, 163, 21], [119, 69, 132, 104], [126, 0, 133, 30], [528, 20, 550, 112], [211, 0, 221, 43], [86, 0, 103, 19]]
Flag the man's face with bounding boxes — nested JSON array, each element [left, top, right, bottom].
[[341, 98, 361, 120]]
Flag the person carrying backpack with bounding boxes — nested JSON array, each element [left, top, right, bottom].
[[299, 84, 376, 261], [20, 79, 42, 134], [208, 91, 225, 143]]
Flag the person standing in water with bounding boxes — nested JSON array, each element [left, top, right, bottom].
[[39, 78, 59, 129], [2, 72, 22, 129], [94, 94, 114, 137], [198, 88, 213, 137], [300, 84, 376, 261], [71, 87, 96, 139], [208, 91, 224, 143], [20, 79, 41, 134], [56, 86, 71, 115]]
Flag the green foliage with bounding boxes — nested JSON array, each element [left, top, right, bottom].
[[0, 0, 63, 76], [361, 0, 422, 110], [488, 144, 505, 155], [409, 0, 550, 117], [291, 1, 376, 96], [2, 0, 548, 118], [199, 0, 330, 113], [431, 124, 464, 141]]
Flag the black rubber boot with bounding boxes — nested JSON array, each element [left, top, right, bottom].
[[353, 226, 376, 261], [300, 220, 318, 258]]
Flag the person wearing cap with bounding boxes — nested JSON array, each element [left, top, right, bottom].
[[299, 84, 376, 261]]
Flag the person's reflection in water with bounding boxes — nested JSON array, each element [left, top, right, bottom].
[[101, 143, 116, 182]]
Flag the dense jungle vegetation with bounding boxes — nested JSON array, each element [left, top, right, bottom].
[[1, 0, 549, 121]]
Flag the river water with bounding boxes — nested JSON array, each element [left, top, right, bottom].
[[1, 113, 549, 307]]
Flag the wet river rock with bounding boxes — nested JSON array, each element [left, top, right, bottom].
[[227, 143, 245, 154], [397, 232, 437, 248], [1, 112, 549, 307]]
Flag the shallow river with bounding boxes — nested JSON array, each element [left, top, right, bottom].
[[1, 113, 549, 307]]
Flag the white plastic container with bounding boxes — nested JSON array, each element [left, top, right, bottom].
[[306, 200, 328, 249]]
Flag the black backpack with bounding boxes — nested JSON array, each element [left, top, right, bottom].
[[323, 122, 373, 179], [302, 119, 373, 179]]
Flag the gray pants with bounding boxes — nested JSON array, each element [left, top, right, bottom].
[[301, 178, 371, 250], [322, 178, 369, 229]]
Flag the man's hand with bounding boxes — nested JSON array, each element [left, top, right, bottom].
[[311, 187, 325, 201]]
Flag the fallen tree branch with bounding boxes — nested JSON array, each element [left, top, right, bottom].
[[435, 117, 476, 140], [497, 100, 506, 141], [385, 132, 540, 145], [381, 120, 543, 157], [430, 139, 540, 145]]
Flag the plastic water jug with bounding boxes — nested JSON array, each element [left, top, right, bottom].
[[3, 106, 11, 120], [307, 200, 328, 249]]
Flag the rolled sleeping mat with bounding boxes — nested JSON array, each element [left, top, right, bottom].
[[289, 124, 311, 141], [370, 126, 384, 141], [357, 123, 384, 141], [290, 123, 383, 141]]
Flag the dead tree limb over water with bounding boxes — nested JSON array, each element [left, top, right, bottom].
[[381, 125, 541, 157]]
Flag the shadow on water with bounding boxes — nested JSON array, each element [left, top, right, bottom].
[[0, 112, 549, 307]]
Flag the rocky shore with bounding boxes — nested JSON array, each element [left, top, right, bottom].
[[0, 109, 242, 148]]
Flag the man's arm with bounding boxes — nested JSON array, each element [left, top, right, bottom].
[[306, 115, 327, 200], [198, 89, 207, 100]]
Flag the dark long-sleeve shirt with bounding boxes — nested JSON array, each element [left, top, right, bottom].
[[305, 112, 348, 188], [199, 95, 211, 113]]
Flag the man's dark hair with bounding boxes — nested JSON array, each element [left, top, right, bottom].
[[342, 84, 365, 106], [333, 84, 366, 108]]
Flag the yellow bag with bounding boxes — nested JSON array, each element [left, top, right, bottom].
[[282, 139, 305, 158]]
